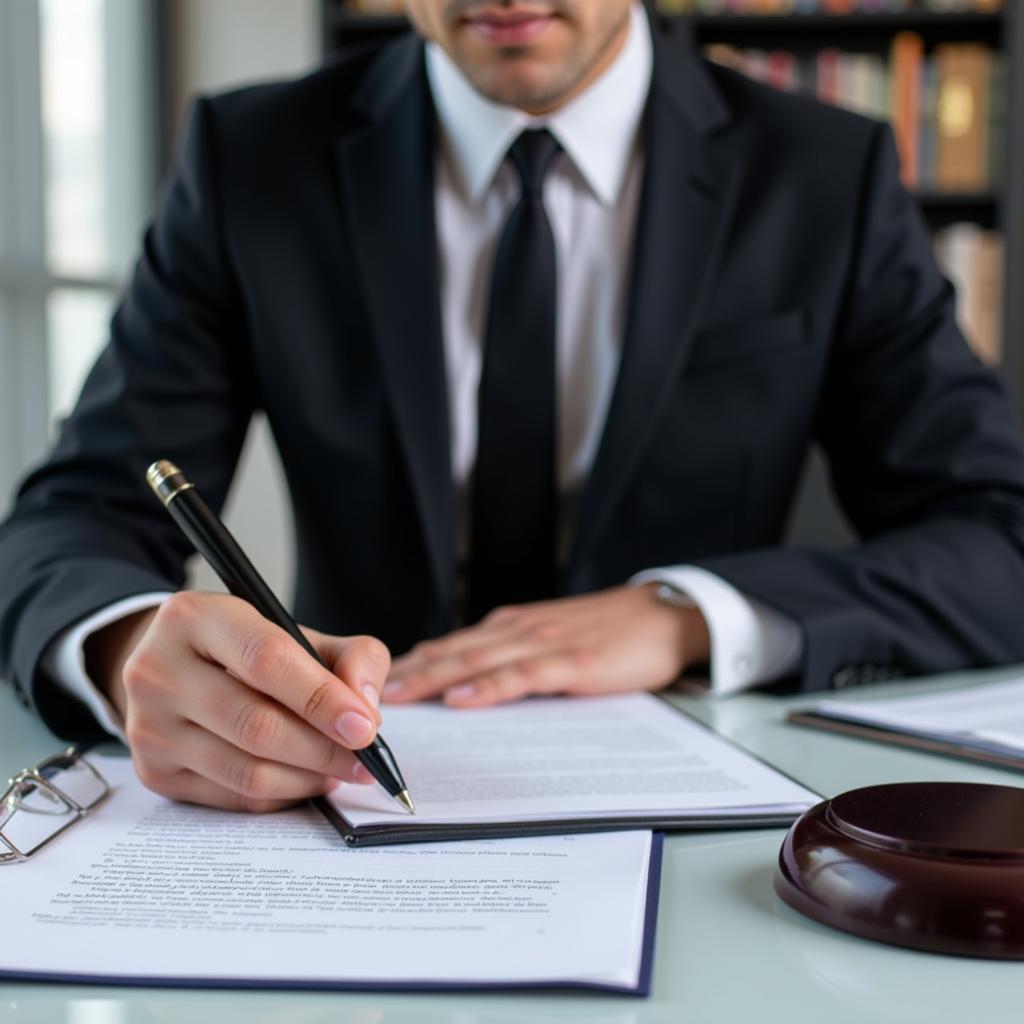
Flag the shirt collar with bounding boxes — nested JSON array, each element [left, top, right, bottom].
[[425, 3, 652, 206]]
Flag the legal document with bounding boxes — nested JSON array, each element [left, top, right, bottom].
[[323, 693, 818, 844], [0, 756, 660, 993], [794, 675, 1024, 768]]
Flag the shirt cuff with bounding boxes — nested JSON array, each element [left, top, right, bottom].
[[40, 592, 173, 742], [630, 565, 803, 694]]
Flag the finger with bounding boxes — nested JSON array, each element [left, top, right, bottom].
[[385, 606, 560, 703], [140, 767, 306, 814], [443, 651, 586, 708], [387, 610, 530, 681], [386, 635, 558, 704], [163, 657, 368, 782], [175, 722, 343, 804], [304, 629, 390, 717], [162, 593, 380, 752]]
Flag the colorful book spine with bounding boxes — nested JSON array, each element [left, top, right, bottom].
[[890, 32, 924, 188], [918, 60, 939, 191], [767, 50, 798, 91], [934, 43, 991, 192], [816, 48, 842, 105]]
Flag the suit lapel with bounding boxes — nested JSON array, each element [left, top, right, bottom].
[[567, 37, 746, 582], [334, 37, 456, 620]]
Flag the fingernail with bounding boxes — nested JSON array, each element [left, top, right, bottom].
[[446, 683, 476, 703], [352, 762, 375, 785], [337, 711, 374, 747], [382, 681, 405, 700], [361, 683, 379, 707]]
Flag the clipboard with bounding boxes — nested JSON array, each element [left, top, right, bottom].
[[0, 754, 665, 995], [316, 694, 821, 847], [788, 708, 1024, 773]]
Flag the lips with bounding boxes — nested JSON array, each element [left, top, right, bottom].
[[463, 7, 556, 46]]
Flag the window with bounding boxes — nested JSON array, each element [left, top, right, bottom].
[[0, 0, 157, 501]]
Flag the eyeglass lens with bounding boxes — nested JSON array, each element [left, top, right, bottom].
[[37, 757, 108, 809], [1, 758, 108, 860]]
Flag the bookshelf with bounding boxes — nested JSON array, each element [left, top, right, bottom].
[[322, 2, 1023, 403]]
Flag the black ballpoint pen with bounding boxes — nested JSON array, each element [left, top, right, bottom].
[[145, 459, 415, 814]]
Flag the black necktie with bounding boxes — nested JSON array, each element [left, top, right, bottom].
[[465, 129, 561, 624]]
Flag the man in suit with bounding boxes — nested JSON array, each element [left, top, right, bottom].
[[2, 0, 1024, 812]]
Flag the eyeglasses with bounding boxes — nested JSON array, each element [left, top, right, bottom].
[[0, 747, 109, 864]]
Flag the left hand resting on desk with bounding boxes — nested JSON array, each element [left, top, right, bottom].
[[382, 584, 711, 708]]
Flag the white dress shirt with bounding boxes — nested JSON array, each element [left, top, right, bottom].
[[46, 3, 800, 741]]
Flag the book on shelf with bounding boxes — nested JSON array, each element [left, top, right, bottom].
[[705, 38, 1004, 192], [655, 1, 1003, 12], [935, 43, 993, 192], [891, 31, 923, 187], [934, 223, 1004, 365]]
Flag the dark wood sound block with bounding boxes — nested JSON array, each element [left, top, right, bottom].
[[774, 782, 1024, 958]]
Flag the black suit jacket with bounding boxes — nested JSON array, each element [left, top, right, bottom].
[[4, 24, 1024, 739]]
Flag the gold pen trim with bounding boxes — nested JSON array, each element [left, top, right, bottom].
[[146, 459, 194, 506]]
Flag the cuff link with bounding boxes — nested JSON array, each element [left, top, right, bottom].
[[654, 583, 697, 611]]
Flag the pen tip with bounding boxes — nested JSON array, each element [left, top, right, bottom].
[[396, 790, 416, 815]]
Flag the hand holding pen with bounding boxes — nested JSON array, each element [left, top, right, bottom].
[[84, 461, 413, 815]]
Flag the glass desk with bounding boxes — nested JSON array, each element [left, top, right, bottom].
[[3, 666, 1022, 1024]]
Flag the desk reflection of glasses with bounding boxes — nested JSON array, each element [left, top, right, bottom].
[[0, 748, 109, 864]]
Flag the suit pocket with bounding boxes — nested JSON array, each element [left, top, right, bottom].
[[686, 308, 808, 374]]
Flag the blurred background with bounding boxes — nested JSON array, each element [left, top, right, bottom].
[[0, 0, 1020, 599], [0, 0, 321, 592]]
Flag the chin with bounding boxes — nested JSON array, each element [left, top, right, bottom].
[[471, 58, 571, 109], [481, 78, 555, 109], [453, 22, 576, 106]]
